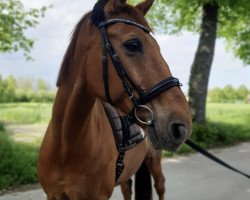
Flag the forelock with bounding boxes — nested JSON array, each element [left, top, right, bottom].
[[91, 0, 108, 25]]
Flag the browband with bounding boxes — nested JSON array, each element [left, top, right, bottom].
[[99, 18, 150, 33]]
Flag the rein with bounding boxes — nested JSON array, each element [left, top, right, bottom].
[[185, 140, 250, 179]]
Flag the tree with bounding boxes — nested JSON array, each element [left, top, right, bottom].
[[0, 75, 16, 102], [208, 85, 249, 103], [16, 77, 33, 91], [36, 78, 50, 91], [208, 87, 223, 102], [223, 85, 236, 102], [235, 85, 249, 102], [0, 0, 47, 59], [131, 0, 250, 123]]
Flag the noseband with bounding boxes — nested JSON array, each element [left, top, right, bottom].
[[98, 19, 181, 125]]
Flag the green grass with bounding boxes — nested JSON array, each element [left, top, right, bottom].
[[164, 103, 250, 156], [207, 103, 250, 126], [0, 123, 39, 189], [0, 103, 51, 190], [0, 103, 52, 124], [206, 103, 250, 143]]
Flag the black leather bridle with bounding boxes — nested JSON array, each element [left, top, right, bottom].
[[98, 18, 182, 125]]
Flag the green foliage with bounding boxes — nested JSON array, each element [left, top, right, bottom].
[[0, 123, 39, 189], [208, 87, 223, 102], [16, 77, 33, 91], [208, 84, 249, 103], [0, 75, 55, 103], [0, 103, 52, 124], [236, 85, 249, 101], [0, 0, 48, 59], [36, 78, 50, 91], [0, 75, 16, 102], [130, 0, 250, 65], [0, 122, 4, 131]]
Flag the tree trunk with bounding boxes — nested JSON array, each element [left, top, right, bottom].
[[188, 2, 218, 123]]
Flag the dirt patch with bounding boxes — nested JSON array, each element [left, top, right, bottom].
[[5, 123, 47, 143], [0, 184, 41, 196]]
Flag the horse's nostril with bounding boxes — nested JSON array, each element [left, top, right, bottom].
[[170, 123, 188, 143]]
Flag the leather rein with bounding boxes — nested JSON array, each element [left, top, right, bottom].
[[98, 18, 182, 125]]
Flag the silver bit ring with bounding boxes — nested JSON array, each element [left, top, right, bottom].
[[134, 105, 154, 125]]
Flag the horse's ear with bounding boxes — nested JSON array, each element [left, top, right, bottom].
[[135, 0, 154, 15], [92, 0, 127, 25], [104, 0, 128, 13]]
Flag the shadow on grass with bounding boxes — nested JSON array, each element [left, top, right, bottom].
[[0, 123, 39, 190]]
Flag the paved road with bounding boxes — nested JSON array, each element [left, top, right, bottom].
[[0, 143, 249, 200]]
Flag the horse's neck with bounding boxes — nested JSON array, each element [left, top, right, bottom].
[[52, 83, 106, 154]]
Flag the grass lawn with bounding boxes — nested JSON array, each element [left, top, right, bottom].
[[0, 103, 52, 124], [0, 102, 249, 189], [207, 103, 250, 126], [0, 103, 51, 190], [173, 103, 250, 155], [0, 123, 39, 190], [206, 103, 250, 142]]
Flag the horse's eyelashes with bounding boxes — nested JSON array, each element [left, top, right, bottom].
[[124, 39, 143, 53]]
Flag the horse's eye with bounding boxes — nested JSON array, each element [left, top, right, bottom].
[[124, 39, 142, 53]]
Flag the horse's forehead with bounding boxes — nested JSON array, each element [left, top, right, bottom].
[[108, 23, 145, 36]]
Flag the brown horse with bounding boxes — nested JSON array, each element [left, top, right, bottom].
[[38, 0, 192, 199]]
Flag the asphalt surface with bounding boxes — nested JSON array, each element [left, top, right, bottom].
[[0, 142, 249, 200]]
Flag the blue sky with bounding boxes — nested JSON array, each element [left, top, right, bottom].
[[0, 0, 249, 93]]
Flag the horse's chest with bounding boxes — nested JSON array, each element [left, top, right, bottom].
[[43, 166, 115, 199]]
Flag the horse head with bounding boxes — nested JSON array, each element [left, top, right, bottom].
[[59, 0, 192, 151]]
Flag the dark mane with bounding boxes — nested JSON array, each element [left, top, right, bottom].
[[56, 12, 92, 87], [57, 1, 151, 87]]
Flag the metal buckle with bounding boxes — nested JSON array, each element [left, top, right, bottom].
[[134, 105, 154, 125]]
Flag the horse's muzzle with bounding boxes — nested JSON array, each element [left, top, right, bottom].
[[146, 121, 189, 151], [160, 122, 189, 151]]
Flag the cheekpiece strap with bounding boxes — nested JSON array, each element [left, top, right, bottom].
[[99, 19, 144, 107], [99, 18, 182, 121]]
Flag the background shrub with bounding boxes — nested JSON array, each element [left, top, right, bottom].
[[0, 75, 55, 103]]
